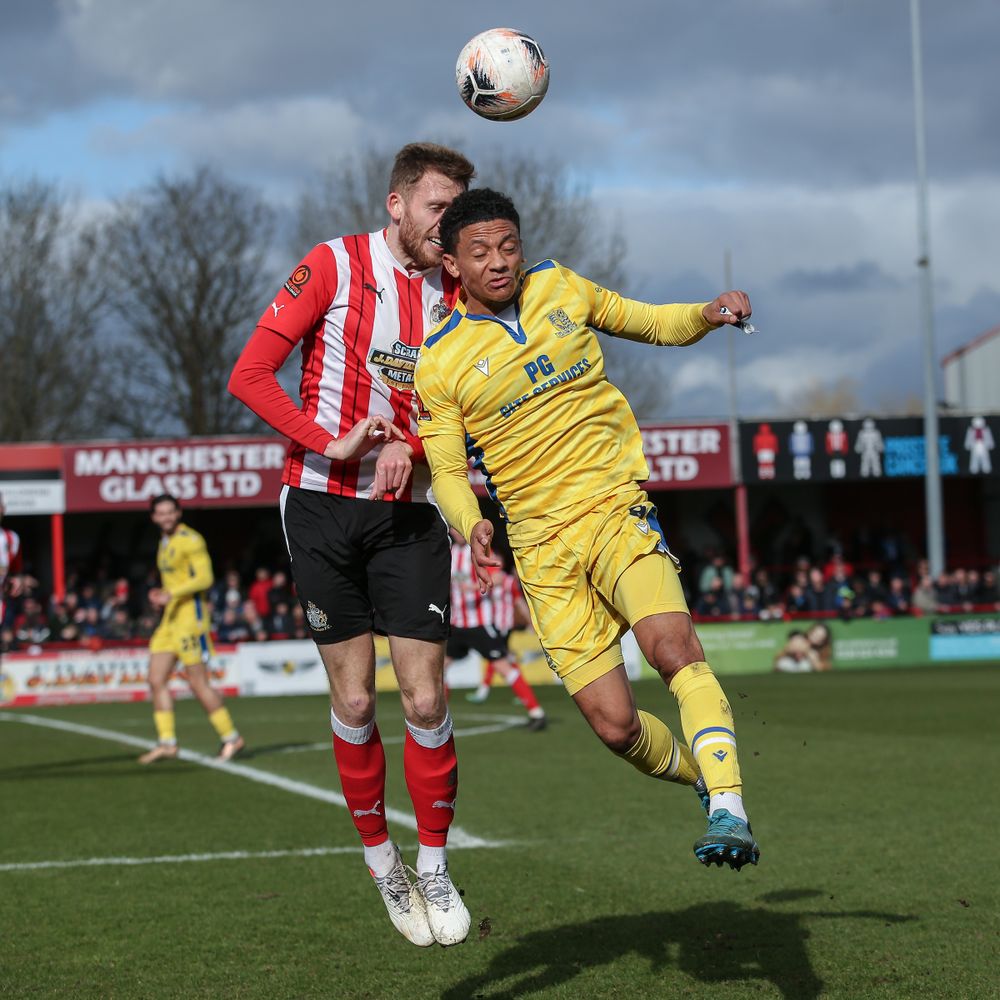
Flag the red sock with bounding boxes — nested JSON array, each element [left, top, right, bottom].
[[404, 727, 458, 848], [508, 664, 541, 712], [482, 661, 496, 687], [332, 725, 388, 846]]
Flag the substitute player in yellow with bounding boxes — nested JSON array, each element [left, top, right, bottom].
[[138, 494, 245, 764], [415, 189, 759, 869]]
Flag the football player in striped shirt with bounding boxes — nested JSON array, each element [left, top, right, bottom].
[[447, 530, 546, 730], [415, 188, 760, 871], [138, 494, 245, 765], [229, 144, 475, 946]]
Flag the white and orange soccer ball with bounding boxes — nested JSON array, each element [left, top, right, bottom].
[[455, 28, 549, 122]]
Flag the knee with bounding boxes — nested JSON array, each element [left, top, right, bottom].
[[592, 712, 642, 755], [405, 686, 447, 729], [334, 690, 376, 728], [648, 623, 704, 682]]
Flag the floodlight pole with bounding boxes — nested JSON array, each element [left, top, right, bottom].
[[725, 249, 751, 578], [910, 0, 946, 576]]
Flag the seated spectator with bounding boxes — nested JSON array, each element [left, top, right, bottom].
[[102, 607, 133, 642], [217, 607, 253, 643], [133, 609, 160, 640], [267, 599, 295, 637], [784, 581, 810, 616], [951, 568, 976, 610], [242, 599, 270, 643], [726, 572, 759, 618], [804, 568, 833, 613], [1, 625, 15, 653], [78, 606, 103, 639], [14, 597, 50, 647], [752, 567, 779, 608], [977, 569, 999, 607], [933, 571, 956, 609], [290, 602, 309, 640], [210, 569, 244, 616], [48, 600, 74, 638], [822, 550, 854, 583], [864, 569, 888, 608], [886, 576, 912, 616], [698, 550, 734, 596], [694, 577, 733, 617]]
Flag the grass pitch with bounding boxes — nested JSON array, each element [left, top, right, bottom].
[[2, 665, 997, 999]]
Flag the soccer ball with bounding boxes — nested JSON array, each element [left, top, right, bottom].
[[456, 28, 549, 122]]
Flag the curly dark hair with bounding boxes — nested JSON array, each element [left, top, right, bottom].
[[438, 188, 520, 255]]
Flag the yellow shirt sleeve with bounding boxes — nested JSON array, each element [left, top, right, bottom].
[[564, 269, 715, 347], [415, 352, 483, 542]]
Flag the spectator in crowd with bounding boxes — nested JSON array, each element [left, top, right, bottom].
[[978, 569, 999, 607], [933, 571, 956, 608], [210, 569, 245, 617], [266, 570, 294, 612], [698, 550, 734, 596], [103, 607, 133, 641], [694, 576, 733, 617], [217, 606, 253, 643], [133, 607, 160, 640], [886, 576, 912, 616], [290, 602, 309, 640], [79, 606, 102, 639], [0, 625, 14, 653], [726, 572, 759, 618], [784, 580, 810, 616], [13, 597, 50, 647], [248, 567, 273, 618], [822, 549, 854, 583], [911, 572, 937, 614], [752, 567, 779, 609], [241, 599, 269, 643], [804, 568, 833, 613], [267, 599, 295, 638]]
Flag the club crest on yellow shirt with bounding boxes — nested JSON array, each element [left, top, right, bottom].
[[547, 308, 576, 337]]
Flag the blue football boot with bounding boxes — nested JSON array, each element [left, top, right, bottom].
[[694, 808, 760, 871]]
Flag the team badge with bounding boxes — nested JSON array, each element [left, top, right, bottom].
[[547, 307, 576, 337], [306, 602, 331, 632], [430, 298, 451, 324]]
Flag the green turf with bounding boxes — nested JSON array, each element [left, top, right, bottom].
[[1, 666, 997, 999]]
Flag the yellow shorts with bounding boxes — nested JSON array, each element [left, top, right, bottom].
[[510, 487, 690, 695], [149, 606, 214, 667]]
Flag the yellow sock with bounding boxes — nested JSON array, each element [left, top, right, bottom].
[[208, 707, 237, 742], [621, 709, 701, 785], [669, 661, 742, 796], [153, 710, 176, 745]]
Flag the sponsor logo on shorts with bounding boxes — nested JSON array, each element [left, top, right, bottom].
[[428, 602, 447, 623], [306, 601, 331, 631]]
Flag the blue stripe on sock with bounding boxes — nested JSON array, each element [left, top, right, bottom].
[[692, 726, 736, 744]]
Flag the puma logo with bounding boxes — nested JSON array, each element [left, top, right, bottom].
[[271, 301, 284, 317], [428, 603, 447, 623], [432, 799, 456, 810], [352, 799, 382, 818], [363, 282, 385, 303]]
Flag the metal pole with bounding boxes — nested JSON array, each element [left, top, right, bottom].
[[910, 0, 946, 576], [725, 249, 752, 577]]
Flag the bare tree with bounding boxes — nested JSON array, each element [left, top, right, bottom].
[[102, 168, 275, 436], [782, 376, 861, 418], [0, 180, 107, 441]]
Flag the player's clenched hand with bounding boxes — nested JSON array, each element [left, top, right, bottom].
[[368, 440, 413, 501], [703, 290, 752, 327], [148, 587, 171, 608], [324, 416, 403, 462], [470, 519, 504, 593]]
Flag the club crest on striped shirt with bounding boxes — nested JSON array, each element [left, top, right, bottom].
[[431, 298, 451, 324]]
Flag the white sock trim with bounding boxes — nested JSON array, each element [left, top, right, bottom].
[[416, 843, 448, 875], [330, 709, 375, 745], [405, 712, 453, 750], [710, 791, 748, 822]]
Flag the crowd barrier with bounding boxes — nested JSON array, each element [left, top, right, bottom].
[[2, 614, 996, 707]]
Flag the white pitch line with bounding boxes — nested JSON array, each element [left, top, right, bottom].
[[271, 715, 526, 754], [0, 846, 363, 873], [0, 712, 505, 850]]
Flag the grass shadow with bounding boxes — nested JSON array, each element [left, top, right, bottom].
[[443, 895, 916, 1000]]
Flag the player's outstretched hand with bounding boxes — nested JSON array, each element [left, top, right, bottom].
[[368, 441, 413, 501], [470, 519, 504, 593], [703, 291, 752, 327], [325, 416, 403, 462]]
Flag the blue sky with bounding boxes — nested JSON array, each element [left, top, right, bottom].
[[3, 0, 999, 419]]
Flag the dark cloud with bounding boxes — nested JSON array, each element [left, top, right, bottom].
[[778, 261, 902, 295]]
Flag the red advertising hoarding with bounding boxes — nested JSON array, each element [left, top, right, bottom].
[[640, 423, 732, 489], [62, 438, 287, 512]]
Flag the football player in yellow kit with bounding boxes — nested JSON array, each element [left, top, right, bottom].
[[138, 494, 245, 764], [415, 189, 759, 869]]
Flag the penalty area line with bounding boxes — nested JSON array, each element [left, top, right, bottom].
[[0, 711, 507, 850]]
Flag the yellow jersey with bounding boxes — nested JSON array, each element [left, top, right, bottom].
[[157, 523, 214, 628], [415, 260, 715, 544]]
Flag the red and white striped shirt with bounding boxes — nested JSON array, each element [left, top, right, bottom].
[[229, 230, 459, 503], [449, 542, 522, 631], [0, 526, 22, 617]]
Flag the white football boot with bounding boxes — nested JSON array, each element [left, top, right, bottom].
[[416, 865, 471, 946], [370, 846, 435, 947]]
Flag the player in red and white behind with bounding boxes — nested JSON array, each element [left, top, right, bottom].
[[229, 144, 474, 948], [448, 530, 546, 730], [0, 493, 25, 652]]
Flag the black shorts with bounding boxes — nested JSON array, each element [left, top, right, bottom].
[[280, 486, 451, 644], [447, 625, 510, 662]]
